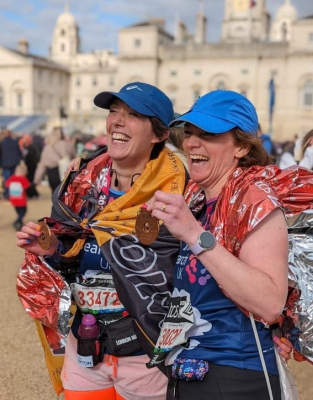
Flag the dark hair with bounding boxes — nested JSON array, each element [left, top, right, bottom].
[[301, 129, 313, 158], [232, 128, 273, 167], [149, 116, 169, 160]]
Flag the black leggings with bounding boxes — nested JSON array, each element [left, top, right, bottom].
[[172, 363, 281, 400]]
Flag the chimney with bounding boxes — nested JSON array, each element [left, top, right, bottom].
[[18, 39, 29, 54], [175, 21, 187, 44], [194, 12, 207, 44]]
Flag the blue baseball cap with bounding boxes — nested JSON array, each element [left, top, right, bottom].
[[170, 90, 258, 135], [94, 82, 173, 127]]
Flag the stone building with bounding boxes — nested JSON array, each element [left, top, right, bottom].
[[0, 0, 312, 141]]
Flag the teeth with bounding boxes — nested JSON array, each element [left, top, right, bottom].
[[112, 133, 129, 141], [190, 155, 209, 161]]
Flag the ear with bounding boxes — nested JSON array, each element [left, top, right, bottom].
[[151, 129, 170, 143], [234, 145, 250, 159]]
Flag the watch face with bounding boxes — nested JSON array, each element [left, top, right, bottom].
[[199, 231, 216, 249]]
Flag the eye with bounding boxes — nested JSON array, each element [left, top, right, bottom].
[[109, 108, 116, 113], [201, 132, 216, 139], [129, 111, 139, 117], [184, 130, 192, 138]]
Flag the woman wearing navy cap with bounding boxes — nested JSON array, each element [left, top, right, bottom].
[[148, 90, 289, 400], [16, 82, 189, 400]]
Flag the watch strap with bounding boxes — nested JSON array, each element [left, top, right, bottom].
[[189, 242, 205, 256]]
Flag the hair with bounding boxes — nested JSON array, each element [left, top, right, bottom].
[[15, 162, 27, 176], [232, 128, 274, 167], [301, 129, 313, 158], [46, 126, 65, 146], [168, 126, 185, 151], [149, 116, 169, 160]]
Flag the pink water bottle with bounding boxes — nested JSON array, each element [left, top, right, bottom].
[[78, 314, 99, 338]]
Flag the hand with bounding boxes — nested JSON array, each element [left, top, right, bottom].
[[146, 190, 203, 245], [16, 221, 58, 256], [273, 336, 293, 362], [66, 157, 80, 174]]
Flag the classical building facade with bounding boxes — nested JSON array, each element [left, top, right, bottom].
[[0, 0, 312, 140]]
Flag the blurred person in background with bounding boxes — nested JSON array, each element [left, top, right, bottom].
[[278, 141, 297, 169], [166, 113, 188, 169], [21, 134, 40, 198], [5, 162, 30, 230], [0, 129, 22, 199], [299, 129, 313, 170], [34, 127, 76, 193]]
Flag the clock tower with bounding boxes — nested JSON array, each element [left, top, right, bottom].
[[222, 0, 270, 43]]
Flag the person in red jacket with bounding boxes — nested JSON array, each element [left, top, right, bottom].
[[5, 163, 30, 230]]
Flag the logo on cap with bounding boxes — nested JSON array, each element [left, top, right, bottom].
[[125, 85, 143, 91]]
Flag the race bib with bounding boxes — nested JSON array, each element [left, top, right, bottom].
[[147, 296, 194, 368], [71, 274, 125, 314]]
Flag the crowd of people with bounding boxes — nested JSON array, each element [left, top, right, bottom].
[[12, 81, 309, 400]]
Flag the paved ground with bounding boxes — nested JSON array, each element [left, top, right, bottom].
[[0, 184, 312, 400]]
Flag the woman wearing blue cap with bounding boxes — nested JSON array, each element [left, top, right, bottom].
[[16, 82, 189, 400], [148, 90, 289, 400]]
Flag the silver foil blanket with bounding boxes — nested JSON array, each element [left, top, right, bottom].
[[286, 209, 313, 363]]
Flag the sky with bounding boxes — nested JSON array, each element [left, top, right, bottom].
[[0, 0, 312, 56]]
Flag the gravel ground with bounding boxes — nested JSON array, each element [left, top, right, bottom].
[[0, 184, 312, 400]]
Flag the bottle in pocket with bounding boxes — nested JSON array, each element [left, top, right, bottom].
[[77, 314, 100, 368]]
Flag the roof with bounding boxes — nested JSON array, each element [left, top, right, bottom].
[[0, 115, 49, 133]]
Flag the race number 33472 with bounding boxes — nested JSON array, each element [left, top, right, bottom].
[[71, 284, 122, 312]]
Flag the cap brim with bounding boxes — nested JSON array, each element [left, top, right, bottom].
[[94, 92, 155, 117], [170, 111, 236, 134]]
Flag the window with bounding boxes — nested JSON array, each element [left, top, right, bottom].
[[61, 43, 65, 52], [134, 38, 141, 47], [38, 70, 42, 81], [61, 29, 66, 36], [76, 77, 81, 86], [169, 90, 176, 108], [92, 77, 97, 86], [309, 33, 313, 43], [170, 71, 177, 76], [217, 81, 226, 90], [193, 89, 200, 102], [49, 72, 53, 84], [241, 69, 249, 75], [0, 88, 4, 108], [109, 76, 114, 87], [38, 94, 43, 110], [17, 92, 23, 108], [194, 70, 201, 76], [303, 80, 313, 107], [48, 95, 53, 110], [76, 99, 81, 110]]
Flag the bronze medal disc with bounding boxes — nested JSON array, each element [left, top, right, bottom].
[[135, 208, 159, 245], [37, 220, 52, 251]]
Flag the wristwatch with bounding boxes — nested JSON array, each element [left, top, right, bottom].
[[189, 231, 216, 256]]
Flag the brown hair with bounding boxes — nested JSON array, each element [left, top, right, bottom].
[[149, 116, 169, 160], [301, 129, 313, 158], [232, 128, 274, 167]]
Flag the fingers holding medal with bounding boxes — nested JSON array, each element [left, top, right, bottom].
[[37, 219, 52, 250]]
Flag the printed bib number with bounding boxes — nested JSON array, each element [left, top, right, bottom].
[[71, 274, 125, 314], [147, 296, 194, 368]]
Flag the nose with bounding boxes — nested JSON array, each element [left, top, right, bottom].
[[111, 110, 125, 126], [184, 134, 201, 149]]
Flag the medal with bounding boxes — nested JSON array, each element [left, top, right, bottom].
[[135, 207, 159, 245], [37, 219, 52, 251]]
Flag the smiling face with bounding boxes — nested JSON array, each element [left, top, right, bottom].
[[183, 123, 248, 198], [106, 99, 163, 170]]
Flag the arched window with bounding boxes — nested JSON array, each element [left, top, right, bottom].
[[169, 89, 176, 108], [60, 29, 66, 36], [61, 43, 66, 52], [281, 22, 288, 41], [303, 80, 313, 107], [217, 81, 226, 90], [17, 92, 23, 108], [0, 87, 4, 108]]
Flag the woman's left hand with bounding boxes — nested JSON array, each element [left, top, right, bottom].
[[273, 336, 293, 362], [146, 190, 203, 244]]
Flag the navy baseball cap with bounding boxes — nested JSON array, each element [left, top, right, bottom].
[[94, 82, 173, 127], [170, 90, 258, 136]]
